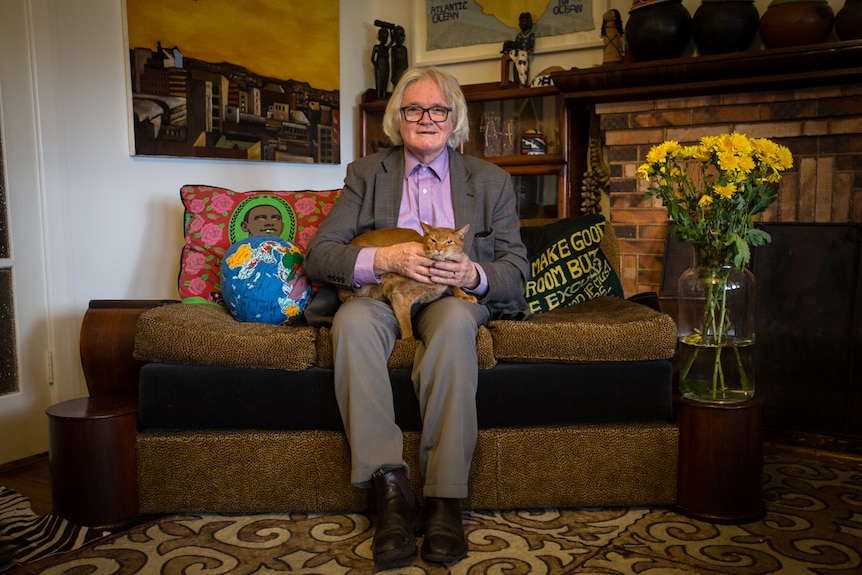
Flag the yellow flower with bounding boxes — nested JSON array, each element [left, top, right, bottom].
[[636, 163, 651, 179], [775, 146, 794, 170], [728, 132, 753, 154], [682, 145, 704, 161], [641, 132, 792, 399], [646, 140, 682, 164], [638, 132, 792, 270], [713, 183, 736, 199], [737, 155, 755, 173], [718, 151, 740, 171]]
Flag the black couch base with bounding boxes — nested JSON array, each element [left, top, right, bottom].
[[138, 360, 674, 431]]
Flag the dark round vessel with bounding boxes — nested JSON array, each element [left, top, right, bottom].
[[836, 0, 862, 40], [625, 0, 693, 62], [692, 0, 760, 55], [759, 0, 835, 48]]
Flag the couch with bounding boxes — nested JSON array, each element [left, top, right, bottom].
[[79, 185, 679, 517]]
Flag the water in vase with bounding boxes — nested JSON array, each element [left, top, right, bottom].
[[678, 335, 755, 403]]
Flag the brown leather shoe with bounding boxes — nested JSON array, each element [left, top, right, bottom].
[[371, 468, 422, 568], [420, 497, 467, 565]]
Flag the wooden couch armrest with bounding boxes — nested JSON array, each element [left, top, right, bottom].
[[80, 300, 178, 397]]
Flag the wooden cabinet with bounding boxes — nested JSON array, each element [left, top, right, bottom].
[[676, 394, 765, 523], [358, 91, 390, 158], [359, 82, 585, 220], [48, 396, 140, 529]]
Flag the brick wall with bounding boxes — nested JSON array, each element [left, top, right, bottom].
[[597, 82, 862, 297]]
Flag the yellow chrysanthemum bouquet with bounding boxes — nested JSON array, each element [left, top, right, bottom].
[[638, 133, 793, 402], [638, 132, 793, 269]]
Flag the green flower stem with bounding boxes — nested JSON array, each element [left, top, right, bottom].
[[714, 350, 725, 400], [679, 342, 699, 381], [713, 275, 729, 399], [691, 266, 751, 401], [734, 345, 753, 392]]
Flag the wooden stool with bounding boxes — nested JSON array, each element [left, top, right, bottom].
[[676, 394, 765, 523], [46, 396, 138, 530]]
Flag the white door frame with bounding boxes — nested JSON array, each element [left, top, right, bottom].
[[0, 0, 78, 465]]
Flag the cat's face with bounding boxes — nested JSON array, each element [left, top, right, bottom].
[[420, 223, 469, 261]]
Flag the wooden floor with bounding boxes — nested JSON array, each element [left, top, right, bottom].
[[0, 453, 51, 515]]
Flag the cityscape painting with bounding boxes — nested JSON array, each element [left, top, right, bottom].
[[125, 0, 340, 164]]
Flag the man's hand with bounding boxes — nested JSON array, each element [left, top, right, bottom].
[[374, 242, 480, 289], [374, 242, 435, 283], [429, 252, 480, 290]]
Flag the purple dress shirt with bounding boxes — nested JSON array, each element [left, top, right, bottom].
[[352, 148, 488, 295]]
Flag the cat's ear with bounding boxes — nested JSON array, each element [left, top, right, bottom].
[[420, 221, 432, 234], [455, 224, 470, 239]]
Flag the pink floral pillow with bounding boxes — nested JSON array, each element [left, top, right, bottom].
[[178, 185, 340, 305]]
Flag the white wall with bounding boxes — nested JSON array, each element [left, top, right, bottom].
[[36, 0, 840, 400]]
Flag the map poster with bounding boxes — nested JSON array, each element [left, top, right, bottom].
[[425, 0, 595, 51]]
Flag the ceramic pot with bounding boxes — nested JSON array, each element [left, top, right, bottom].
[[625, 0, 693, 61], [836, 0, 862, 39], [758, 0, 835, 48], [692, 0, 760, 54]]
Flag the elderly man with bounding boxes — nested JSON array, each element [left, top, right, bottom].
[[305, 65, 528, 568]]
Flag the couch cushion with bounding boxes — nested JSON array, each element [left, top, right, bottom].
[[133, 302, 498, 372], [137, 359, 673, 432], [134, 303, 318, 371], [314, 325, 497, 371], [520, 215, 624, 314], [134, 298, 674, 370], [178, 185, 340, 306], [489, 296, 677, 362]]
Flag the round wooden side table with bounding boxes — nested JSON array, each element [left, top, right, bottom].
[[675, 394, 765, 524], [46, 396, 138, 530]]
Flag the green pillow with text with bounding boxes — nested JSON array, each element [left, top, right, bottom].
[[522, 214, 624, 314]]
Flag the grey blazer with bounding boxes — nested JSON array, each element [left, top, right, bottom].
[[304, 146, 530, 320]]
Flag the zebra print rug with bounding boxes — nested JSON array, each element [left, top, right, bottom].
[[0, 486, 106, 572]]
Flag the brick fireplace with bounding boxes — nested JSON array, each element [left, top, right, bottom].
[[553, 42, 862, 449], [599, 83, 862, 296], [552, 40, 862, 296]]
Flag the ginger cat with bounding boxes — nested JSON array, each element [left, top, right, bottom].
[[338, 222, 477, 339]]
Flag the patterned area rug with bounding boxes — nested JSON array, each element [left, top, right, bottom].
[[0, 486, 105, 572], [9, 448, 862, 574]]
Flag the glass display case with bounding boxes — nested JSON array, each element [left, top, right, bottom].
[[462, 86, 561, 159], [359, 82, 572, 221]]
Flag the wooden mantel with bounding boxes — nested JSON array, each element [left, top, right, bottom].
[[550, 40, 862, 102]]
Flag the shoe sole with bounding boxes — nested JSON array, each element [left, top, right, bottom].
[[420, 549, 467, 565], [375, 545, 417, 570], [421, 548, 467, 565]]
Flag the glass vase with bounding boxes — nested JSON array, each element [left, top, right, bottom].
[[676, 244, 756, 404]]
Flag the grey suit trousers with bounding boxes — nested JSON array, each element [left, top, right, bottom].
[[331, 295, 491, 499]]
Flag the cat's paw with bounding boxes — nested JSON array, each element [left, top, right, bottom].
[[453, 289, 478, 304]]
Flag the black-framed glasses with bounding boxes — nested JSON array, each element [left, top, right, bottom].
[[401, 105, 452, 123]]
